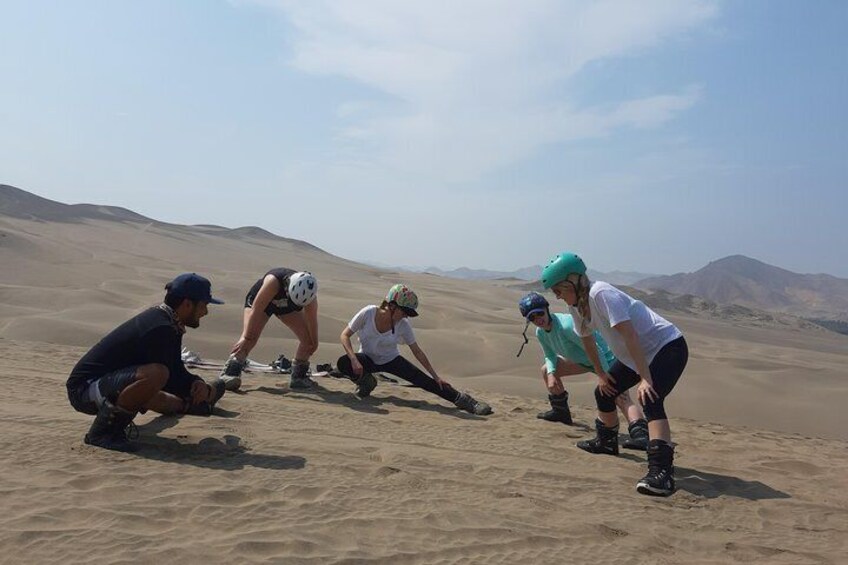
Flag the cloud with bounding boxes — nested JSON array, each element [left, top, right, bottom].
[[250, 0, 717, 182]]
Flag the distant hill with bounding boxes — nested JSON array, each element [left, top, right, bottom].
[[0, 183, 153, 223], [504, 279, 827, 333], [634, 255, 848, 321], [424, 265, 657, 286], [0, 184, 325, 253]]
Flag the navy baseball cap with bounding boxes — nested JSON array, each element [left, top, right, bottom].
[[165, 273, 224, 304]]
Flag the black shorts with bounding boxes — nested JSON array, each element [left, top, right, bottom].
[[595, 337, 688, 421], [244, 280, 301, 317], [67, 366, 140, 415]]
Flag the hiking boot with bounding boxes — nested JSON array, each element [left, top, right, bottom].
[[220, 356, 245, 391], [622, 418, 649, 450], [290, 377, 316, 390], [536, 392, 573, 425], [289, 359, 315, 390], [576, 418, 620, 456], [354, 372, 377, 398], [185, 379, 227, 416], [454, 392, 493, 416], [84, 401, 138, 452], [636, 439, 676, 496]]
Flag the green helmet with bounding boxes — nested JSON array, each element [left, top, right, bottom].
[[541, 252, 587, 289]]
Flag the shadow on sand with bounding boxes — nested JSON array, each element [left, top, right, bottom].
[[250, 382, 487, 420], [132, 415, 306, 471], [676, 466, 790, 500]]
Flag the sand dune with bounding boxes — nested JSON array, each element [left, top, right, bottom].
[[2, 338, 847, 564], [2, 210, 848, 563]]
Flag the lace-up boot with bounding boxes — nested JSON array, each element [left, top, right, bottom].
[[84, 401, 138, 452], [576, 418, 620, 456], [622, 418, 649, 450], [636, 439, 676, 496], [289, 360, 316, 389], [536, 392, 573, 424]]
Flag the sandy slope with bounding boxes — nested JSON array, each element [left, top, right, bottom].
[[2, 214, 848, 563], [1, 215, 846, 439], [1, 338, 846, 565]]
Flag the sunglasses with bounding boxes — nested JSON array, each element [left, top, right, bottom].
[[528, 311, 547, 322]]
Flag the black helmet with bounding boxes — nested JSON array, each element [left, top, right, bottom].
[[518, 292, 549, 319]]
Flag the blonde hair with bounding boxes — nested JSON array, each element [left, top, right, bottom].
[[568, 273, 593, 334]]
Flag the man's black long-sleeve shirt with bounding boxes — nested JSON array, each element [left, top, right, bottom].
[[67, 305, 201, 398]]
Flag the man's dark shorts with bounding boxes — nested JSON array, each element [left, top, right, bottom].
[[67, 366, 139, 415]]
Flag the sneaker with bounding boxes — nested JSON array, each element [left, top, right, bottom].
[[220, 375, 241, 391], [220, 356, 245, 391], [185, 379, 227, 416], [454, 392, 493, 416], [355, 372, 377, 398], [289, 377, 316, 390]]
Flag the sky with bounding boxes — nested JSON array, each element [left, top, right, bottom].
[[1, 0, 846, 276]]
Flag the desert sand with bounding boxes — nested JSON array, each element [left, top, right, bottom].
[[1, 212, 847, 564]]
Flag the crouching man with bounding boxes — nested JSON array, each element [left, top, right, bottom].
[[66, 273, 226, 452]]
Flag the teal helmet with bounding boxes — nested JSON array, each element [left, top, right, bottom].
[[541, 252, 587, 289]]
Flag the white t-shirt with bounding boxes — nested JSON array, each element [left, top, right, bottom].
[[347, 305, 417, 365], [569, 281, 682, 372]]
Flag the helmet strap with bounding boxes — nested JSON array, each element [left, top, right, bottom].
[[516, 320, 530, 357]]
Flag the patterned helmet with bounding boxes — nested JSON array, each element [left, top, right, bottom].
[[518, 292, 549, 319], [540, 252, 587, 289], [386, 284, 419, 317], [288, 271, 318, 307]]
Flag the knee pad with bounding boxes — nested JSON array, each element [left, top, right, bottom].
[[643, 399, 668, 422], [335, 355, 355, 378], [594, 387, 617, 413]]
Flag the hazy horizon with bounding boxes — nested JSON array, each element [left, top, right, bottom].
[[6, 180, 848, 280], [1, 1, 846, 276]]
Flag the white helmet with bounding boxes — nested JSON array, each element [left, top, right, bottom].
[[288, 271, 318, 307]]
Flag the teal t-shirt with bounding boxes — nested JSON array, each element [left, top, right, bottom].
[[535, 313, 617, 375]]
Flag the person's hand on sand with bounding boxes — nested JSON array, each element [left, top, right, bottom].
[[637, 378, 658, 405], [230, 336, 256, 358], [597, 372, 617, 397]]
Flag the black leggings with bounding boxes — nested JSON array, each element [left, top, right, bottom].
[[336, 353, 461, 403], [596, 336, 688, 421]]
